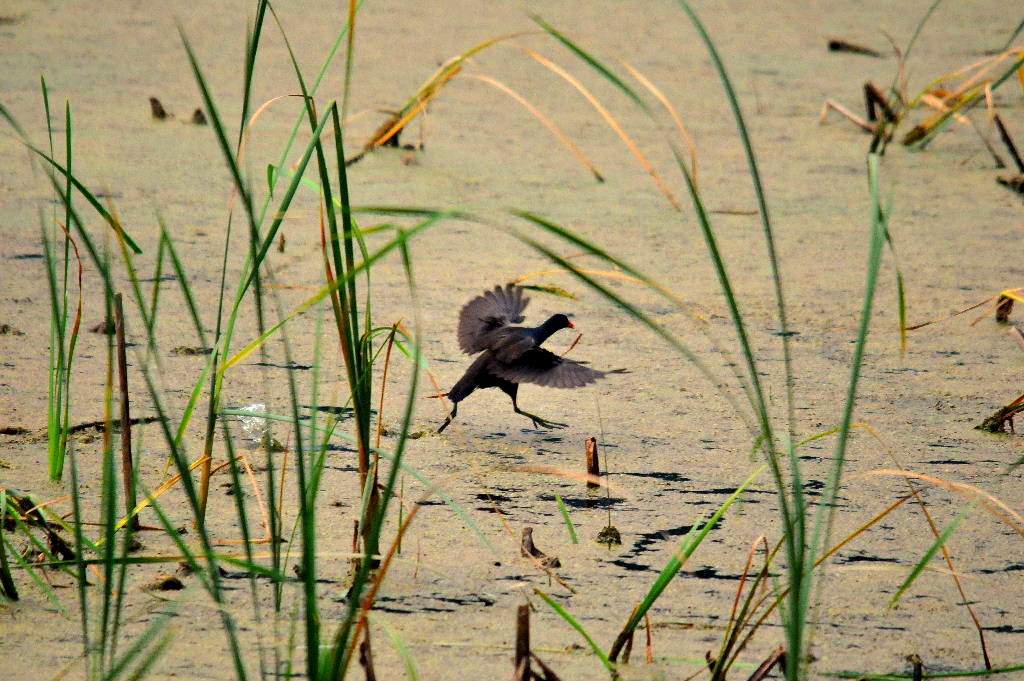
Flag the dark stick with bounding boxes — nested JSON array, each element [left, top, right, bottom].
[[514, 604, 531, 681], [864, 82, 895, 122], [994, 114, 1024, 173], [114, 293, 139, 531], [906, 654, 924, 681], [585, 437, 600, 489], [827, 38, 881, 57], [358, 625, 377, 681], [864, 83, 877, 122]]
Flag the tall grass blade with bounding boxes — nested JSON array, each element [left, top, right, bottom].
[[889, 504, 973, 608], [530, 14, 647, 112], [804, 153, 890, 679], [0, 492, 19, 601], [555, 494, 578, 544], [535, 588, 617, 677], [609, 464, 765, 660]]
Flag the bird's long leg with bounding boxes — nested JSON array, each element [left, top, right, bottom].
[[512, 395, 567, 430], [437, 402, 458, 433]]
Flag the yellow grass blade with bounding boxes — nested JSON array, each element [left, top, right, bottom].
[[618, 58, 699, 190], [466, 73, 604, 181], [517, 45, 682, 210]]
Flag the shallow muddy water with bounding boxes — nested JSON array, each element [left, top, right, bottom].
[[2, 1, 1024, 679]]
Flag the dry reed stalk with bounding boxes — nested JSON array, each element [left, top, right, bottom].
[[113, 293, 139, 531]]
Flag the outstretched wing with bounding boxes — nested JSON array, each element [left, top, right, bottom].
[[457, 284, 530, 354], [491, 348, 607, 389]]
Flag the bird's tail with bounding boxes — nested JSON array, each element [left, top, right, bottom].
[[447, 353, 489, 403], [447, 373, 477, 403]]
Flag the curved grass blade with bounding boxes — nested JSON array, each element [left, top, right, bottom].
[[535, 588, 617, 678], [466, 73, 604, 181], [529, 14, 647, 112], [889, 503, 973, 608], [608, 464, 766, 660], [555, 494, 579, 544]]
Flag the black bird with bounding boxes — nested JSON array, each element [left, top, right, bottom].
[[437, 284, 625, 433]]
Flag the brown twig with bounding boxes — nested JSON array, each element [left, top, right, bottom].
[[820, 99, 876, 133], [113, 294, 139, 531], [747, 646, 786, 681], [644, 612, 653, 664]]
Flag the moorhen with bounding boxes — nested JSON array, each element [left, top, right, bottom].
[[437, 284, 625, 432]]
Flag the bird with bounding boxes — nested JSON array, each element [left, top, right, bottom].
[[436, 284, 626, 433]]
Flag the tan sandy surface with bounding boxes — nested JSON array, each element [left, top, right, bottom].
[[2, 1, 1024, 679]]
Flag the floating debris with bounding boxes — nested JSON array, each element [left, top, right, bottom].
[[827, 38, 881, 57], [597, 525, 622, 547]]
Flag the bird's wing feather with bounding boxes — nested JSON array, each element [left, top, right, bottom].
[[491, 348, 606, 389], [457, 284, 530, 354]]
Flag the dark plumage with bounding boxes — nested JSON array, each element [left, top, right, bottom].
[[437, 284, 625, 432]]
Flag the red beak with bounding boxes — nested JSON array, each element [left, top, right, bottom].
[[568, 321, 575, 329]]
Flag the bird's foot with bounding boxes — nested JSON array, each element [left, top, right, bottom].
[[518, 410, 567, 430]]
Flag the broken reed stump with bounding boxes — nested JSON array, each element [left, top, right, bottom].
[[585, 436, 600, 489], [521, 527, 561, 569], [514, 604, 530, 681], [996, 295, 1014, 323], [114, 293, 139, 531], [907, 654, 924, 681], [149, 96, 169, 120]]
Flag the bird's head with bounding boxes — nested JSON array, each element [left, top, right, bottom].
[[551, 313, 575, 331]]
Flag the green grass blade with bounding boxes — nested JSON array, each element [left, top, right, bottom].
[[1002, 15, 1024, 50], [555, 494, 578, 544], [530, 14, 647, 112], [889, 504, 973, 608], [905, 0, 944, 61], [675, 0, 794, 450], [609, 464, 766, 660], [535, 588, 617, 677], [30, 148, 142, 254], [804, 153, 890, 679], [101, 611, 176, 681], [0, 492, 19, 601], [374, 615, 419, 681]]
